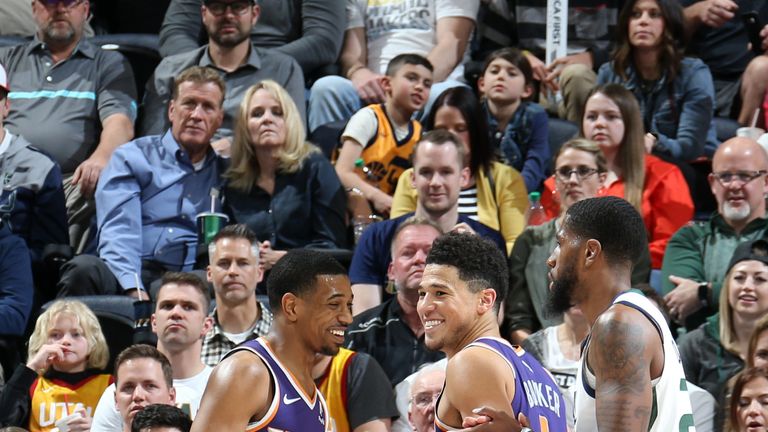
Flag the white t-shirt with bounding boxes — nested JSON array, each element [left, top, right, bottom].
[[342, 107, 411, 150], [346, 0, 479, 80], [90, 366, 213, 432]]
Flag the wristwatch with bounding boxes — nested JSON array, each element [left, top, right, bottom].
[[698, 282, 709, 307]]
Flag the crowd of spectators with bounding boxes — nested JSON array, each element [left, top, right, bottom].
[[2, 0, 768, 430]]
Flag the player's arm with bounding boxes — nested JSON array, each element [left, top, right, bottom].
[[590, 306, 660, 431], [190, 351, 272, 431], [443, 348, 516, 428]]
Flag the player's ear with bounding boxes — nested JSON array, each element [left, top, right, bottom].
[[583, 239, 602, 268], [477, 288, 496, 314], [282, 293, 300, 322]]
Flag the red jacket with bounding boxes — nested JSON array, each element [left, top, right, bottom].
[[541, 154, 693, 268]]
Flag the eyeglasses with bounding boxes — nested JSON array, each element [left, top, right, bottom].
[[205, 0, 252, 16], [38, 0, 83, 9], [411, 392, 440, 409], [712, 170, 767, 186], [554, 166, 599, 182]]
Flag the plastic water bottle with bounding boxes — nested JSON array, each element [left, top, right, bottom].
[[354, 158, 378, 186], [527, 191, 547, 226]]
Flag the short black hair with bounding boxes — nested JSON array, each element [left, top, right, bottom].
[[426, 232, 508, 311], [266, 249, 347, 312], [386, 53, 434, 76], [564, 196, 647, 266], [131, 404, 192, 432]]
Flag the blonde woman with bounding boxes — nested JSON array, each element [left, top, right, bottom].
[[678, 239, 768, 401], [224, 80, 347, 270], [0, 300, 111, 431]]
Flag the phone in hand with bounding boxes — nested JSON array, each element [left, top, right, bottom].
[[743, 11, 764, 55]]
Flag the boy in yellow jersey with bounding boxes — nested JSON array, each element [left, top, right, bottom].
[[336, 53, 433, 216]]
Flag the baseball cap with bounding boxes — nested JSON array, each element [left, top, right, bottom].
[[726, 238, 768, 274], [0, 62, 9, 94]]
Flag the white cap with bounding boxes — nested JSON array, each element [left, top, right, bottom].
[[0, 63, 8, 94]]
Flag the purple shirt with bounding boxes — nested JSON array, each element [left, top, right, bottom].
[[226, 338, 331, 432], [435, 337, 567, 432]]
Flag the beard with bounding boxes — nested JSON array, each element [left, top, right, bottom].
[[43, 21, 76, 44], [547, 264, 578, 315], [208, 23, 250, 48], [722, 201, 752, 222]]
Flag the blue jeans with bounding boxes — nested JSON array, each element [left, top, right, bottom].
[[307, 75, 467, 133]]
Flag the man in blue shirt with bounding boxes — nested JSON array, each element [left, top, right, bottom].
[[349, 129, 506, 315], [57, 66, 227, 299]]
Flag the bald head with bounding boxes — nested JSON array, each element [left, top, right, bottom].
[[710, 137, 768, 230], [713, 137, 768, 170]]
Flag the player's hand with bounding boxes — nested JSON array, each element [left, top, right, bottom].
[[664, 275, 704, 323], [26, 343, 67, 373], [65, 409, 92, 432], [350, 68, 387, 104], [698, 0, 737, 28], [72, 152, 109, 198], [544, 52, 593, 90], [461, 406, 529, 431]]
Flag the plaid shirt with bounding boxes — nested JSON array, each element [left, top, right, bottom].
[[201, 302, 273, 367]]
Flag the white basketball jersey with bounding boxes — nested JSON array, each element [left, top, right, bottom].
[[574, 290, 696, 432]]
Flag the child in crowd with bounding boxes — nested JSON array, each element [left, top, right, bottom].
[[479, 47, 550, 193], [335, 53, 433, 216], [0, 300, 112, 431]]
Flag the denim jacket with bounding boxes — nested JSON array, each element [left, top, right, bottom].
[[484, 100, 549, 192], [597, 57, 719, 160]]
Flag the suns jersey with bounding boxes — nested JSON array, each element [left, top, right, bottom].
[[224, 338, 332, 432], [434, 337, 567, 432], [574, 290, 696, 432], [359, 103, 421, 195]]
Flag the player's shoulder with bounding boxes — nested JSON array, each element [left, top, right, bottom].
[[591, 302, 661, 352], [449, 342, 513, 379], [212, 349, 271, 386]]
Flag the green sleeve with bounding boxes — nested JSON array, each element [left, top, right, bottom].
[[661, 226, 706, 295]]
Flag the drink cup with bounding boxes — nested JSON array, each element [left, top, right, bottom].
[[196, 212, 229, 246], [736, 127, 766, 140]]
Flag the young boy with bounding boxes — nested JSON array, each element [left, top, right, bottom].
[[335, 54, 433, 216], [479, 47, 550, 193]]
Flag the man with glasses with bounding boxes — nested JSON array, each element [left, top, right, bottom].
[[158, 0, 343, 83], [0, 0, 137, 252], [662, 136, 768, 331], [140, 0, 304, 155]]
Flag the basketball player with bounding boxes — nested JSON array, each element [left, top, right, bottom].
[[547, 196, 694, 430], [190, 250, 354, 431], [418, 232, 567, 432]]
